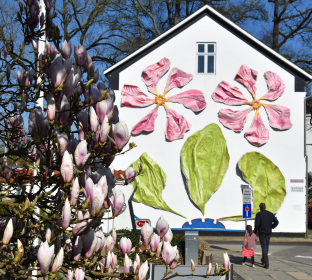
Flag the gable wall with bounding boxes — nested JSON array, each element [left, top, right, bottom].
[[110, 15, 307, 234]]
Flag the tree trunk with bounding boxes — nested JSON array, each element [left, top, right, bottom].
[[272, 0, 280, 52]]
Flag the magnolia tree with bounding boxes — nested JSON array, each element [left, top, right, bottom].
[[0, 0, 230, 279]]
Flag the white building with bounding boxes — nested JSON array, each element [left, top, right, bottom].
[[104, 5, 312, 235]]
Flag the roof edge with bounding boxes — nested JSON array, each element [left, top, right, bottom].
[[103, 5, 312, 81]]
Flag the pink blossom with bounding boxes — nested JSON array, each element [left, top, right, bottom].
[[122, 58, 206, 141], [212, 64, 292, 146]]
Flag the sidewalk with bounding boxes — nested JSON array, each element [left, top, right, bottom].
[[200, 233, 312, 280]]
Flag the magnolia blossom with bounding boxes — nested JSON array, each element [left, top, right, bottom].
[[119, 237, 132, 255], [47, 94, 55, 121], [156, 216, 169, 238], [57, 132, 68, 156], [70, 178, 79, 206], [75, 268, 85, 280], [111, 189, 125, 217], [61, 151, 73, 183], [162, 241, 177, 265], [212, 64, 292, 146], [223, 252, 229, 270], [121, 57, 206, 141], [73, 236, 82, 261], [74, 140, 90, 170], [60, 94, 70, 124], [74, 44, 86, 66], [37, 241, 55, 275], [67, 268, 74, 280], [163, 228, 173, 243], [46, 224, 54, 242], [150, 233, 160, 252], [61, 40, 72, 60], [105, 235, 114, 252], [206, 262, 212, 275], [112, 121, 130, 150], [51, 248, 64, 273], [138, 261, 149, 280], [81, 229, 98, 258], [170, 248, 180, 269], [124, 253, 132, 274], [191, 259, 195, 273], [141, 222, 153, 246], [125, 167, 136, 184], [156, 241, 162, 257], [62, 198, 71, 229], [2, 219, 13, 245]]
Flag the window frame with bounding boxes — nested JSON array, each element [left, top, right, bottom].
[[196, 42, 216, 75]]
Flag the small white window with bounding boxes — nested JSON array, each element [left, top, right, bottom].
[[196, 43, 216, 74]]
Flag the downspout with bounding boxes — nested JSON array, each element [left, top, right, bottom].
[[304, 88, 312, 238]]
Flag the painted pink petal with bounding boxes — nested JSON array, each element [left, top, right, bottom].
[[167, 90, 206, 112], [260, 71, 285, 101], [141, 58, 170, 95], [164, 68, 193, 94], [263, 104, 292, 130], [234, 65, 258, 98], [131, 107, 158, 135], [245, 111, 269, 146], [218, 108, 252, 132], [164, 106, 191, 141], [122, 85, 154, 108], [212, 81, 249, 105]]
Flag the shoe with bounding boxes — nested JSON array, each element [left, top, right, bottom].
[[252, 264, 255, 268], [241, 262, 245, 266], [263, 265, 269, 269]]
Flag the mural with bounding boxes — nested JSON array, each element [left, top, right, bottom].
[[212, 65, 292, 146], [182, 218, 226, 230], [121, 57, 207, 141], [221, 151, 286, 220], [181, 123, 230, 215], [129, 152, 185, 218]]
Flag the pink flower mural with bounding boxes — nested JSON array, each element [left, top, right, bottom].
[[122, 58, 207, 141], [212, 64, 292, 146]]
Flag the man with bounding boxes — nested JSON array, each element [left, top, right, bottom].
[[254, 203, 279, 269]]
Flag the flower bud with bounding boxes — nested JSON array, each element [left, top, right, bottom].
[[105, 235, 114, 252], [51, 248, 64, 273], [61, 151, 74, 183], [74, 140, 90, 170], [32, 40, 37, 50], [162, 241, 177, 265], [73, 236, 82, 261], [112, 229, 117, 244], [214, 263, 219, 275], [141, 222, 153, 246], [90, 106, 98, 133], [119, 237, 132, 255], [191, 259, 195, 273], [47, 94, 55, 121], [150, 233, 160, 252], [61, 40, 72, 60], [112, 121, 130, 150], [99, 116, 110, 143], [163, 228, 173, 243], [6, 64, 11, 81], [74, 268, 85, 280], [81, 229, 97, 258], [2, 219, 13, 245], [223, 252, 229, 270], [37, 241, 55, 275], [74, 44, 86, 66], [67, 268, 74, 280], [62, 198, 71, 229], [206, 262, 212, 276], [70, 178, 79, 206], [112, 189, 125, 217], [125, 167, 136, 184], [57, 132, 69, 156], [124, 253, 132, 274], [138, 261, 149, 280], [156, 216, 169, 238], [60, 94, 70, 124], [46, 224, 54, 242]]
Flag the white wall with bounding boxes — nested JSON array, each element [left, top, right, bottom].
[[111, 16, 307, 233]]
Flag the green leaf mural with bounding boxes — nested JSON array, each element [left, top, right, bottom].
[[181, 123, 230, 215], [221, 151, 286, 221], [130, 152, 186, 218]]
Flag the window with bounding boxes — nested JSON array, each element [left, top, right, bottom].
[[197, 43, 216, 74]]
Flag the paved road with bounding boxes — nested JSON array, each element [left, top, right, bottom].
[[205, 241, 312, 280]]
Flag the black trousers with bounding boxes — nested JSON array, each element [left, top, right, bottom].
[[259, 234, 271, 266], [243, 256, 254, 264]]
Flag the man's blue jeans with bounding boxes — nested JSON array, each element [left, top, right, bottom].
[[259, 235, 271, 267]]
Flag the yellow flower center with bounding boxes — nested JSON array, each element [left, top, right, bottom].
[[154, 95, 167, 107], [251, 100, 262, 110]]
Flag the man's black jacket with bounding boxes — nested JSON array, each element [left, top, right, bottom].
[[254, 210, 279, 236]]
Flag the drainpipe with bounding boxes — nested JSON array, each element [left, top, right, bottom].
[[304, 89, 312, 238]]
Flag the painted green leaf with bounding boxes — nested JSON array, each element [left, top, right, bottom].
[[130, 152, 186, 218], [181, 123, 230, 215], [222, 151, 286, 221]]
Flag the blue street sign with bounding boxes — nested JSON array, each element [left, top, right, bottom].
[[243, 203, 252, 219]]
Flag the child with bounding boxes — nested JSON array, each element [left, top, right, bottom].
[[241, 225, 258, 267]]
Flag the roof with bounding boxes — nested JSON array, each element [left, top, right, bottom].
[[103, 5, 312, 90]]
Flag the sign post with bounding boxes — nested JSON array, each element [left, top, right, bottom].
[[242, 185, 252, 231]]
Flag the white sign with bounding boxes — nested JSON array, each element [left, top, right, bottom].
[[243, 188, 252, 203], [135, 219, 151, 230], [291, 186, 304, 192]]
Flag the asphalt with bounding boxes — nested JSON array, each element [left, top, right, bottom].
[[200, 238, 312, 280]]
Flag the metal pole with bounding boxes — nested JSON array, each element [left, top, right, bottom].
[[32, 1, 45, 278]]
